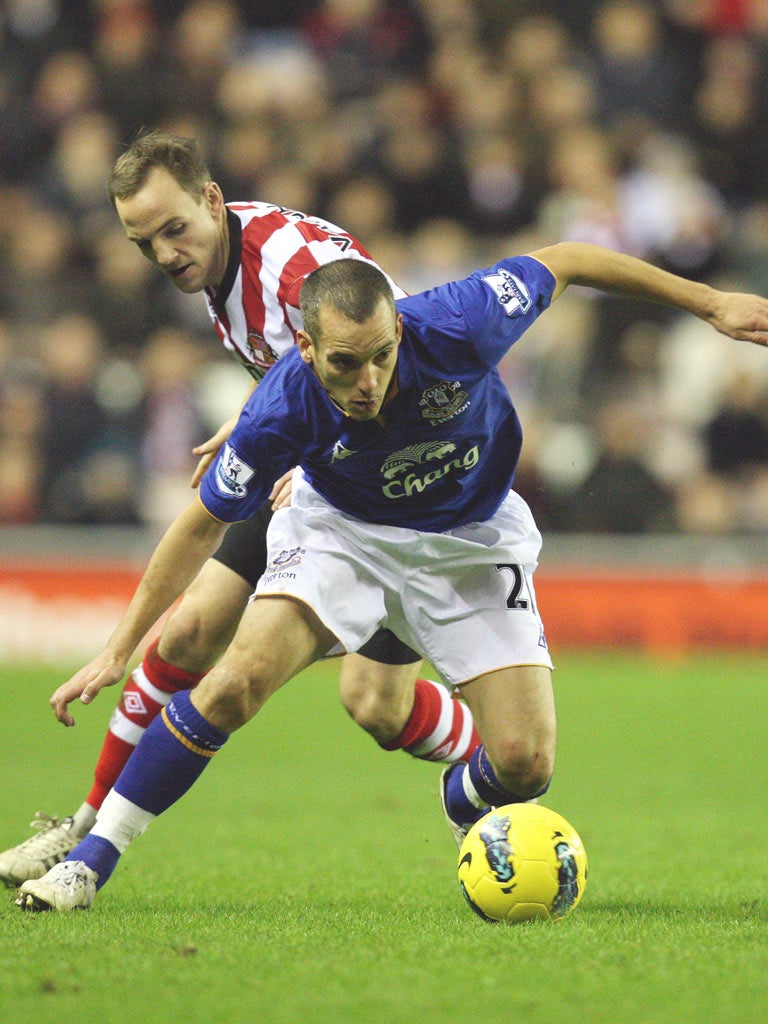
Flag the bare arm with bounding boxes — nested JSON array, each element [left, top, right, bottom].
[[530, 242, 768, 347], [50, 499, 227, 726]]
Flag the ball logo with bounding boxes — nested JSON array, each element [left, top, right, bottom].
[[482, 269, 532, 317], [478, 814, 516, 890], [551, 838, 581, 919], [215, 442, 255, 498]]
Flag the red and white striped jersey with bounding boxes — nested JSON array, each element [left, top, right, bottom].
[[204, 202, 405, 382]]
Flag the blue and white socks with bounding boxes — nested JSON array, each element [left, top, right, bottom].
[[443, 746, 551, 831], [66, 691, 229, 887]]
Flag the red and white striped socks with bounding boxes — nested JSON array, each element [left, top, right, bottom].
[[381, 678, 480, 764]]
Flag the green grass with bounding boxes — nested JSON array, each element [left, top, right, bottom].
[[1, 651, 767, 1024]]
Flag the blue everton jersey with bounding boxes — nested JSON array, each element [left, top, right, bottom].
[[199, 255, 556, 532]]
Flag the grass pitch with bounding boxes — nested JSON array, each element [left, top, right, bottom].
[[1, 650, 766, 1024]]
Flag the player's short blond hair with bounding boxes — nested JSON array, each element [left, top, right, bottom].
[[108, 129, 211, 206]]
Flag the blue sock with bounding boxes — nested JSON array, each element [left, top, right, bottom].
[[68, 834, 121, 889], [114, 689, 229, 813], [445, 746, 552, 827], [468, 746, 551, 805], [444, 762, 486, 829], [67, 691, 229, 884]]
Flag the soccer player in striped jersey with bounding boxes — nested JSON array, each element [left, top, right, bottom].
[[0, 130, 478, 888]]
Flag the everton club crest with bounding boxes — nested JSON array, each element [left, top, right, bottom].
[[418, 380, 470, 423]]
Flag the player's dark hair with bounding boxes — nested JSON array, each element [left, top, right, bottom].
[[108, 129, 211, 205], [300, 259, 396, 342]]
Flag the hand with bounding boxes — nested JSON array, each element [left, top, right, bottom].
[[49, 650, 128, 727], [269, 468, 295, 510], [190, 414, 238, 488], [710, 291, 768, 346]]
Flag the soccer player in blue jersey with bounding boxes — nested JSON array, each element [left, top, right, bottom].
[[17, 245, 768, 910]]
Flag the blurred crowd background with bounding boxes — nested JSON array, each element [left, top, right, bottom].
[[2, 0, 768, 534]]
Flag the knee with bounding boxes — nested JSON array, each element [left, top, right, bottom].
[[193, 653, 274, 733], [158, 598, 230, 672], [489, 734, 556, 800]]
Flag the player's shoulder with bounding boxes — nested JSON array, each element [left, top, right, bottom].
[[258, 342, 303, 383], [245, 347, 330, 437], [400, 255, 554, 323], [227, 201, 343, 234], [472, 255, 556, 317], [230, 201, 351, 268]]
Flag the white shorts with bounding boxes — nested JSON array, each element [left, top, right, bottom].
[[255, 470, 553, 687]]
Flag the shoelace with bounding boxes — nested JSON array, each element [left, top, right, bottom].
[[28, 812, 65, 831], [53, 863, 90, 888], [15, 813, 73, 853]]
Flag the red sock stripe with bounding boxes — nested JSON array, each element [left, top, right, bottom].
[[85, 733, 135, 811], [382, 679, 481, 763], [142, 638, 207, 693], [422, 697, 480, 762], [83, 641, 207, 814], [381, 678, 441, 751]]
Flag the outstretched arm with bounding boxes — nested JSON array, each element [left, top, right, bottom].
[[530, 242, 768, 347], [50, 499, 227, 726]]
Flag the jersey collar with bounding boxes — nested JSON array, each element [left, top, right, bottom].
[[207, 208, 242, 309]]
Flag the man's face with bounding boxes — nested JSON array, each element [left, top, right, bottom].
[[298, 297, 402, 421], [115, 167, 228, 293]]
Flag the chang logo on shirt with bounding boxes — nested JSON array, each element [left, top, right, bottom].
[[482, 268, 532, 317], [215, 442, 255, 498], [381, 441, 480, 499]]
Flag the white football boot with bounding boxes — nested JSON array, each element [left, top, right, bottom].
[[15, 860, 98, 911], [0, 814, 79, 887]]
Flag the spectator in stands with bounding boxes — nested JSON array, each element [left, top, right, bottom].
[[37, 313, 144, 525], [703, 369, 768, 476], [590, 0, 694, 129], [0, 373, 44, 523], [570, 397, 678, 533], [0, 0, 767, 535]]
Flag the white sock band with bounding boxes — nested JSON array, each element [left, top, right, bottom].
[[91, 789, 155, 854]]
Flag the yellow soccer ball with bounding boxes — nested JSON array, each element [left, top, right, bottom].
[[457, 803, 588, 922]]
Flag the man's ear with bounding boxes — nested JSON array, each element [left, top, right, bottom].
[[297, 330, 314, 364], [204, 181, 225, 215]]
